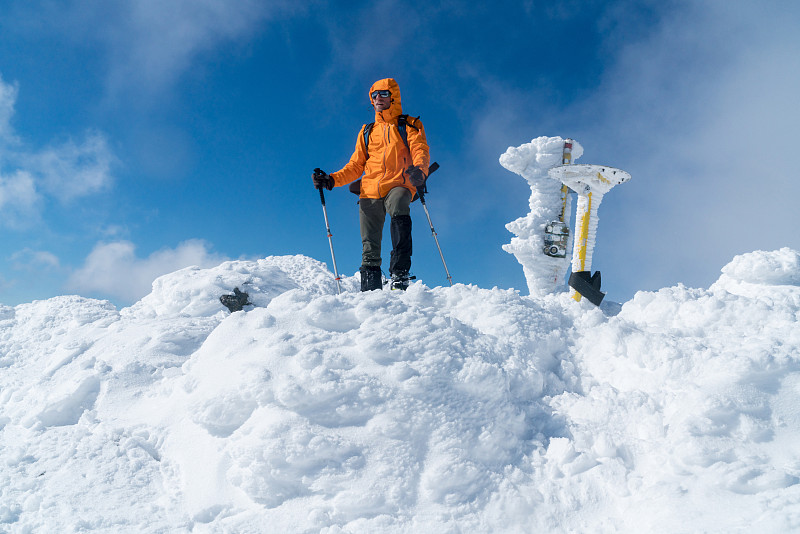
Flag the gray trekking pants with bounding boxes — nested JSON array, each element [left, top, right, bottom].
[[359, 187, 412, 272]]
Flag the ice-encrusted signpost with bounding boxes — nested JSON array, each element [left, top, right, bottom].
[[499, 136, 583, 297], [500, 136, 631, 304]]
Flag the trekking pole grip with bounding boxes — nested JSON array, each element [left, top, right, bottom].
[[416, 162, 438, 204], [313, 168, 326, 205]]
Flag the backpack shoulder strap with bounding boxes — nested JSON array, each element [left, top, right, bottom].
[[402, 115, 421, 131], [362, 122, 374, 159], [397, 114, 418, 152]]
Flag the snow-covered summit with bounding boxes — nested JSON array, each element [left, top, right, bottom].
[[123, 255, 347, 318], [1, 246, 799, 532], [1, 137, 797, 532]]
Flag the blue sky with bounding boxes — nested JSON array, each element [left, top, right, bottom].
[[1, 0, 798, 307]]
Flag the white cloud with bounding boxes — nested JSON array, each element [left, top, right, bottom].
[[97, 0, 299, 101], [0, 170, 40, 225], [10, 248, 61, 270], [30, 131, 116, 201], [0, 74, 115, 221], [67, 239, 227, 303], [0, 74, 19, 143]]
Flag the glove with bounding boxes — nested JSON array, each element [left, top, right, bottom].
[[312, 168, 334, 191], [405, 165, 426, 187]]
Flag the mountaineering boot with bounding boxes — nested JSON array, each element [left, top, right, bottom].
[[360, 265, 382, 292], [390, 271, 411, 291]]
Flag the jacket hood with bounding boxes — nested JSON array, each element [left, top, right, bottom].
[[369, 78, 402, 123]]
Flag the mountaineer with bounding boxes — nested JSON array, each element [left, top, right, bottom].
[[313, 78, 430, 291]]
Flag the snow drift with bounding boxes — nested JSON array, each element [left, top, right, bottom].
[[1, 247, 799, 532], [1, 137, 799, 532]]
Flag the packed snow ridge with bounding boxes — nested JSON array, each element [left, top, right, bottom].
[[2, 140, 799, 533]]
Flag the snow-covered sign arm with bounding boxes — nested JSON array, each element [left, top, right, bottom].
[[548, 164, 632, 305]]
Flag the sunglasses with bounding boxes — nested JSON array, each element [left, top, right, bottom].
[[371, 90, 391, 99]]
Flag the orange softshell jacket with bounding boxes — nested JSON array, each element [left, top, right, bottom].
[[330, 78, 430, 199]]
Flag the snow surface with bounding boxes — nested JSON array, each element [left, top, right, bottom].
[[2, 144, 800, 532]]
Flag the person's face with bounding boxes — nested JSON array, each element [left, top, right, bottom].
[[371, 90, 391, 111]]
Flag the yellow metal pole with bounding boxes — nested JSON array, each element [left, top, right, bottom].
[[572, 192, 593, 302]]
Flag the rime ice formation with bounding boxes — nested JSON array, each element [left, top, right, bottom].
[[499, 136, 584, 296]]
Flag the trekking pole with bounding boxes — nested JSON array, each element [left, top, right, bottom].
[[416, 162, 453, 286], [314, 169, 342, 294]]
